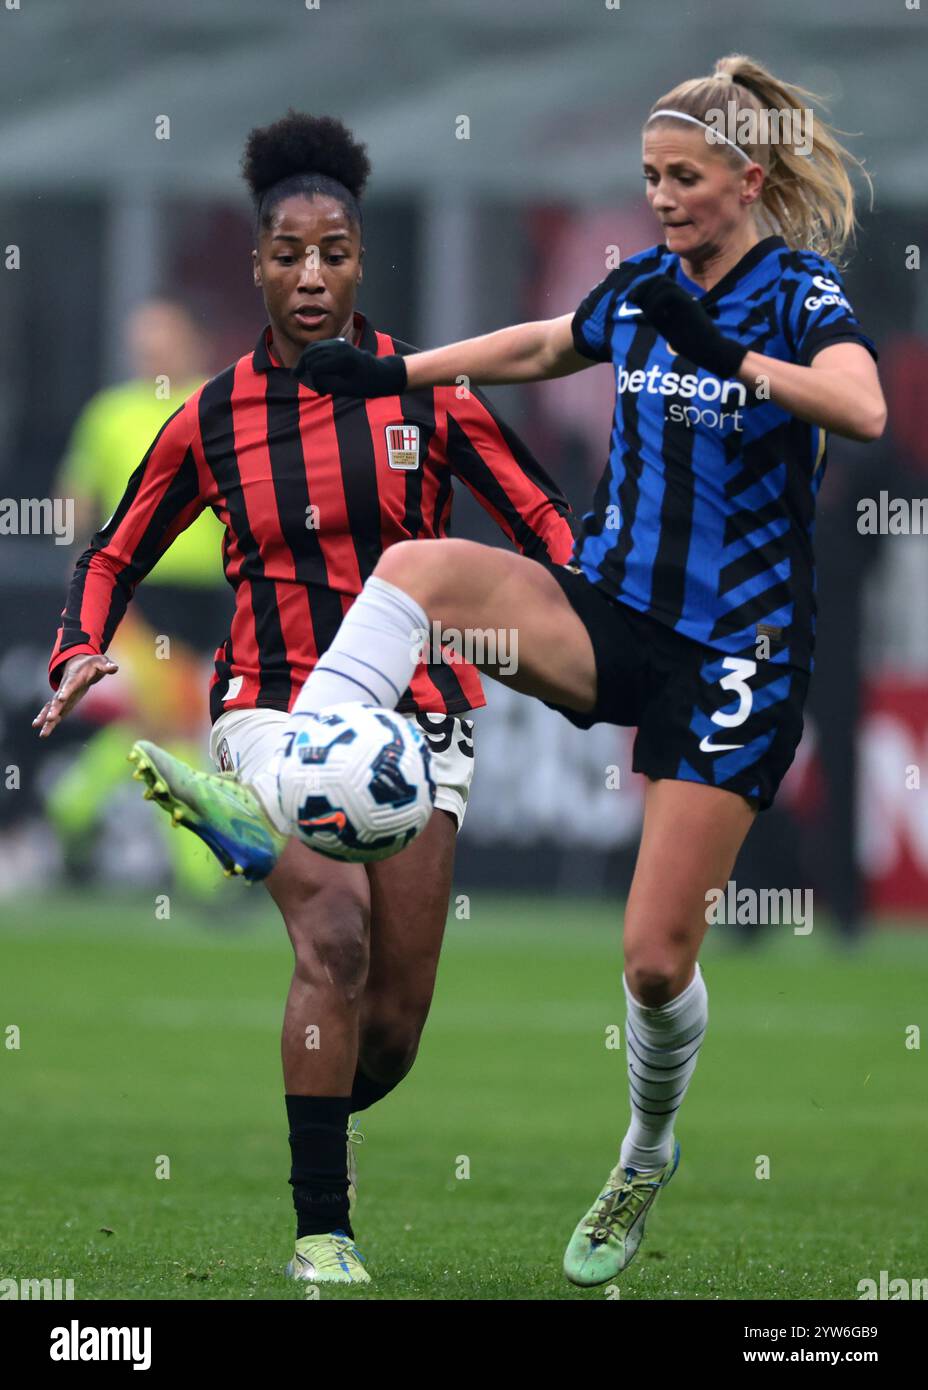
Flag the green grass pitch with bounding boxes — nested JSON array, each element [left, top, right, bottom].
[[1, 891, 924, 1300]]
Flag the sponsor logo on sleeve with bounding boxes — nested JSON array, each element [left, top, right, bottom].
[[804, 275, 851, 313]]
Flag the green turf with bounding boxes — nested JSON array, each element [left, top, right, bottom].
[[1, 892, 925, 1300]]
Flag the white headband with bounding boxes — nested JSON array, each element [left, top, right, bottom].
[[647, 108, 753, 163]]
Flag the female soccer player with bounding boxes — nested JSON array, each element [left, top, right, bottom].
[[198, 56, 885, 1287], [34, 112, 575, 1284]]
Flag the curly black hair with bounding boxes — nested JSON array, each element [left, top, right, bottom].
[[241, 110, 371, 238]]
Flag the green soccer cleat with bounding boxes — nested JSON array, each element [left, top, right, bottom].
[[128, 739, 287, 883], [285, 1231, 371, 1284], [563, 1142, 680, 1287]]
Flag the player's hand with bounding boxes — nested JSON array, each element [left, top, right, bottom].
[[628, 274, 747, 379], [32, 653, 119, 739], [292, 337, 408, 397]]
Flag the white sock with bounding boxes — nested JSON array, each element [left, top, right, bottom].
[[292, 576, 428, 715], [619, 962, 708, 1174], [250, 578, 428, 832], [250, 743, 292, 835]]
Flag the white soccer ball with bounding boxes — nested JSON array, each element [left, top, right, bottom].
[[276, 703, 436, 863]]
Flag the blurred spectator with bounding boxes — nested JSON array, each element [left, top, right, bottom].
[[46, 299, 229, 898]]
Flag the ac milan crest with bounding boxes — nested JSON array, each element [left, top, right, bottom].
[[385, 423, 420, 470]]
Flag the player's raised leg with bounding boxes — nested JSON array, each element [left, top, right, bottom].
[[281, 538, 597, 729], [563, 778, 755, 1287], [129, 543, 593, 863]]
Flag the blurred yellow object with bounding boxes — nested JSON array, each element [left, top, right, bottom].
[[46, 720, 225, 901], [115, 608, 210, 740], [60, 378, 223, 587]]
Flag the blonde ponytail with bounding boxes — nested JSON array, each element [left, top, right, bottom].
[[646, 54, 872, 265]]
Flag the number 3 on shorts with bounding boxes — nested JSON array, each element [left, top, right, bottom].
[[699, 656, 756, 752], [715, 657, 756, 727]]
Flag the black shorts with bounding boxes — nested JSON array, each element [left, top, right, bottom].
[[542, 564, 810, 812]]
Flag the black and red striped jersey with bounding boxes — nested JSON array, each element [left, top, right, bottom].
[[49, 313, 575, 719]]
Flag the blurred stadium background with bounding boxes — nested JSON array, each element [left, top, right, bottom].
[[0, 0, 926, 1301]]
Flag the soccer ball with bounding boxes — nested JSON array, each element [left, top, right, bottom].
[[276, 703, 436, 863]]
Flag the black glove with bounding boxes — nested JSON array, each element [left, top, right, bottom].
[[292, 337, 408, 397], [627, 275, 747, 379]]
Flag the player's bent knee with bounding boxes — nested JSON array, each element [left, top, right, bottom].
[[291, 912, 370, 997], [376, 537, 483, 607], [376, 538, 442, 587], [282, 887, 371, 996], [624, 954, 692, 1007]]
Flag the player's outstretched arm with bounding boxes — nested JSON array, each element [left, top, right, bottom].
[[292, 313, 589, 397], [33, 654, 119, 738]]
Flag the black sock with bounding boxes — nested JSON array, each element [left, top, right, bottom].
[[285, 1094, 353, 1240], [350, 1065, 400, 1113]]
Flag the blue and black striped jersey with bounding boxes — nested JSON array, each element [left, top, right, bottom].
[[571, 235, 877, 670]]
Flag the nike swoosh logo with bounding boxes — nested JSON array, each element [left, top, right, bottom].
[[699, 735, 744, 753], [618, 302, 643, 318], [299, 810, 347, 832]]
